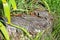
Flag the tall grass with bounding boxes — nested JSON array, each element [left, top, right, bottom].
[[44, 0, 60, 40], [0, 0, 60, 40]]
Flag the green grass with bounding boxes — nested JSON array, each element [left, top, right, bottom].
[[44, 0, 60, 40], [0, 0, 60, 40]]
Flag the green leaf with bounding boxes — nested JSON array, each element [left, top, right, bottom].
[[2, 1, 11, 24], [9, 0, 17, 10], [0, 22, 10, 40]]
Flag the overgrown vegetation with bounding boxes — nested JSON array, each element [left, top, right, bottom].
[[0, 0, 60, 40], [45, 0, 60, 40]]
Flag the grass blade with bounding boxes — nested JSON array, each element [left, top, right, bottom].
[[34, 30, 44, 40], [0, 22, 10, 40], [9, 0, 17, 10], [2, 0, 11, 24]]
